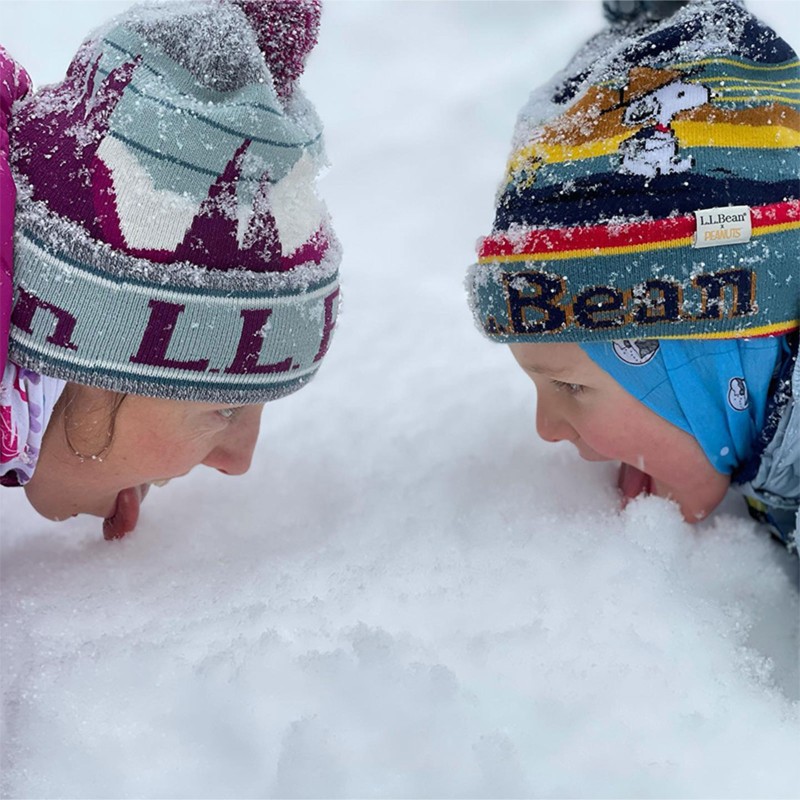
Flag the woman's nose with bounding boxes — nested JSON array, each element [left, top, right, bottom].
[[203, 408, 263, 476], [536, 399, 573, 444]]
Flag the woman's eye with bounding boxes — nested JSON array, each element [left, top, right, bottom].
[[552, 380, 584, 395]]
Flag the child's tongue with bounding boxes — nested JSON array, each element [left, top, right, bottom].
[[617, 463, 652, 505], [103, 485, 149, 541]]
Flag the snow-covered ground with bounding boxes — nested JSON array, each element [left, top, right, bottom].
[[2, 2, 798, 797]]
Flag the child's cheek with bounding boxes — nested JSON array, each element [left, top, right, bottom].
[[576, 409, 639, 463]]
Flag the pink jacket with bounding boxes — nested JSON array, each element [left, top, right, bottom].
[[1, 47, 31, 376]]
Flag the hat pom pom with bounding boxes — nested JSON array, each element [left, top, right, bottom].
[[230, 0, 321, 98]]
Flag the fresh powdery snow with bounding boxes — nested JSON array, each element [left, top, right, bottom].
[[1, 2, 798, 798]]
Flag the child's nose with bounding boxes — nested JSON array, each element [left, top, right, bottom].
[[202, 408, 263, 476], [536, 401, 573, 444]]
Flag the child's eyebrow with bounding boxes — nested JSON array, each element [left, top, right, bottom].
[[521, 364, 572, 377]]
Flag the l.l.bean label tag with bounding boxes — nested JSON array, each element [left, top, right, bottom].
[[693, 205, 752, 248]]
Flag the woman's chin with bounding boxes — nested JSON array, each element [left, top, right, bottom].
[[24, 484, 116, 523]]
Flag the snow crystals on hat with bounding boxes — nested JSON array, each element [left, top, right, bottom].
[[468, 0, 800, 344], [9, 0, 340, 405]]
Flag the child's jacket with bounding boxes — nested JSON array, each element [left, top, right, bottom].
[[734, 335, 799, 550]]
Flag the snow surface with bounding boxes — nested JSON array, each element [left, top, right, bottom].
[[2, 2, 799, 797]]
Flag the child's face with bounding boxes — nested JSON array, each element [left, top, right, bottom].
[[24, 387, 264, 538], [509, 343, 730, 522]]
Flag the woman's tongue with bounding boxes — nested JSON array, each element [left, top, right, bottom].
[[103, 484, 150, 541], [617, 462, 652, 506]]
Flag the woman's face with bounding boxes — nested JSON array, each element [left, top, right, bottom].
[[24, 386, 264, 538]]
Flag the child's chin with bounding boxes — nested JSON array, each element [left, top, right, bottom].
[[618, 464, 730, 523], [650, 477, 729, 524]]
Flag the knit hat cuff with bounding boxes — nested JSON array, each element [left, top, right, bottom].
[[10, 188, 341, 404], [468, 199, 800, 343]]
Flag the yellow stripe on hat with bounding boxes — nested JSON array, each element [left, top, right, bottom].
[[658, 319, 800, 340], [507, 121, 798, 177], [507, 134, 629, 176], [673, 120, 800, 147], [478, 235, 693, 264], [698, 77, 800, 87], [754, 219, 800, 236], [712, 94, 800, 105], [672, 57, 800, 71], [710, 84, 800, 93]]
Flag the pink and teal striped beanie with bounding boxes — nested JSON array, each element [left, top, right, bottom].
[[467, 0, 799, 344], [9, 0, 340, 404]]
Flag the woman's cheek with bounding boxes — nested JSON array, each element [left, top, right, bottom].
[[159, 443, 212, 477], [156, 419, 224, 452]]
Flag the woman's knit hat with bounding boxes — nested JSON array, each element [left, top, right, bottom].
[[8, 0, 340, 404], [467, 0, 799, 344]]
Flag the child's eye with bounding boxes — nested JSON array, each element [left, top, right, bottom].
[[552, 380, 584, 395]]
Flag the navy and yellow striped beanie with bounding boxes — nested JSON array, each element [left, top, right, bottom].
[[9, 0, 339, 404], [468, 0, 799, 343]]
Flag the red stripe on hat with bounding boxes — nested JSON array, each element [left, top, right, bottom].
[[478, 199, 800, 259]]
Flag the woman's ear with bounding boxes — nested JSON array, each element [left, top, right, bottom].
[[56, 385, 126, 462]]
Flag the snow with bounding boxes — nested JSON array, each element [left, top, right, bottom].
[[2, 1, 798, 797]]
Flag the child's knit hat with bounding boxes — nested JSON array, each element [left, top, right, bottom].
[[9, 0, 340, 405], [467, 0, 799, 344]]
